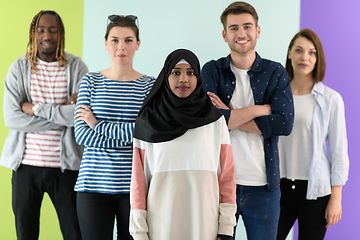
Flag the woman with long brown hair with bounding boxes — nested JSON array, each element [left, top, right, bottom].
[[277, 28, 349, 240]]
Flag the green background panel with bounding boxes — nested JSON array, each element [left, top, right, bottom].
[[0, 1, 84, 239]]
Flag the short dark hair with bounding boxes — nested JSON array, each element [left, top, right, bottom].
[[220, 1, 259, 30], [105, 17, 139, 41], [286, 28, 326, 83]]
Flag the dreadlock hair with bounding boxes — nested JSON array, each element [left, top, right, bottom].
[[25, 10, 68, 72]]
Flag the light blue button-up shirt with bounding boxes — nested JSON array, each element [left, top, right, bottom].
[[286, 82, 349, 200]]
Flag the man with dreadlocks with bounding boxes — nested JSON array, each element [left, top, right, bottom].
[[1, 10, 88, 239]]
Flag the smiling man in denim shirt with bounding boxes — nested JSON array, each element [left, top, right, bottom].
[[201, 2, 294, 240]]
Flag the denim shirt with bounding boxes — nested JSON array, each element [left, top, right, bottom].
[[304, 82, 349, 199], [201, 53, 294, 190]]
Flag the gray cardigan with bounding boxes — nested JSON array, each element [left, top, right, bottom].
[[1, 52, 88, 171]]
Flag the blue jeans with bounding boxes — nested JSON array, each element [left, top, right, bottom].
[[234, 185, 281, 240]]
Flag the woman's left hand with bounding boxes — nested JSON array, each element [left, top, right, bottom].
[[207, 92, 230, 110], [325, 186, 343, 228], [75, 105, 98, 129]]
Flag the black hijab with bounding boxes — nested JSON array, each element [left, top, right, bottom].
[[134, 49, 222, 143]]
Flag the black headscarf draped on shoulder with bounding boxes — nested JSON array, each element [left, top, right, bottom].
[[133, 49, 222, 143]]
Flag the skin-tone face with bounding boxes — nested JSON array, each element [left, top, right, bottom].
[[288, 36, 317, 77], [222, 13, 260, 57], [36, 14, 58, 62], [168, 63, 197, 98], [105, 26, 140, 66]]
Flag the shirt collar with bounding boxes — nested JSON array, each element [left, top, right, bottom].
[[222, 52, 262, 72], [221, 54, 232, 69], [312, 82, 325, 96], [250, 52, 262, 72]]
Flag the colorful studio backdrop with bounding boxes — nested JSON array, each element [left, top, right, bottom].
[[0, 0, 359, 239]]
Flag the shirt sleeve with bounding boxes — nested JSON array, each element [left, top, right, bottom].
[[34, 104, 78, 127], [3, 59, 61, 132], [201, 62, 231, 123], [254, 66, 294, 139], [328, 92, 349, 186], [74, 75, 129, 148], [35, 59, 88, 127], [92, 120, 134, 142], [130, 141, 150, 240], [217, 118, 236, 236]]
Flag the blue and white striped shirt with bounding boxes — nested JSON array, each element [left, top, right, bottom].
[[74, 72, 155, 194]]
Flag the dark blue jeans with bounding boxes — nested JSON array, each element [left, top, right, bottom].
[[234, 185, 281, 240]]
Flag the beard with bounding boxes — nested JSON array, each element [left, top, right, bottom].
[[38, 41, 57, 56], [40, 50, 56, 56], [229, 40, 256, 55]]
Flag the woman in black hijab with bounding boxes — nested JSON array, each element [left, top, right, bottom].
[[130, 49, 236, 240]]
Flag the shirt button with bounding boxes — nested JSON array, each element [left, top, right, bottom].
[[227, 95, 231, 99], [292, 185, 295, 189]]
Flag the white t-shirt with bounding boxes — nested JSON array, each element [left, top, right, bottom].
[[278, 93, 315, 180], [229, 63, 267, 186]]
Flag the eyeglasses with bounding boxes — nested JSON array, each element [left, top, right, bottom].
[[108, 14, 137, 24]]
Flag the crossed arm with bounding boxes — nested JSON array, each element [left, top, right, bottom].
[[201, 62, 293, 138], [20, 93, 78, 116], [207, 92, 271, 133], [74, 76, 135, 148], [4, 63, 79, 131]]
